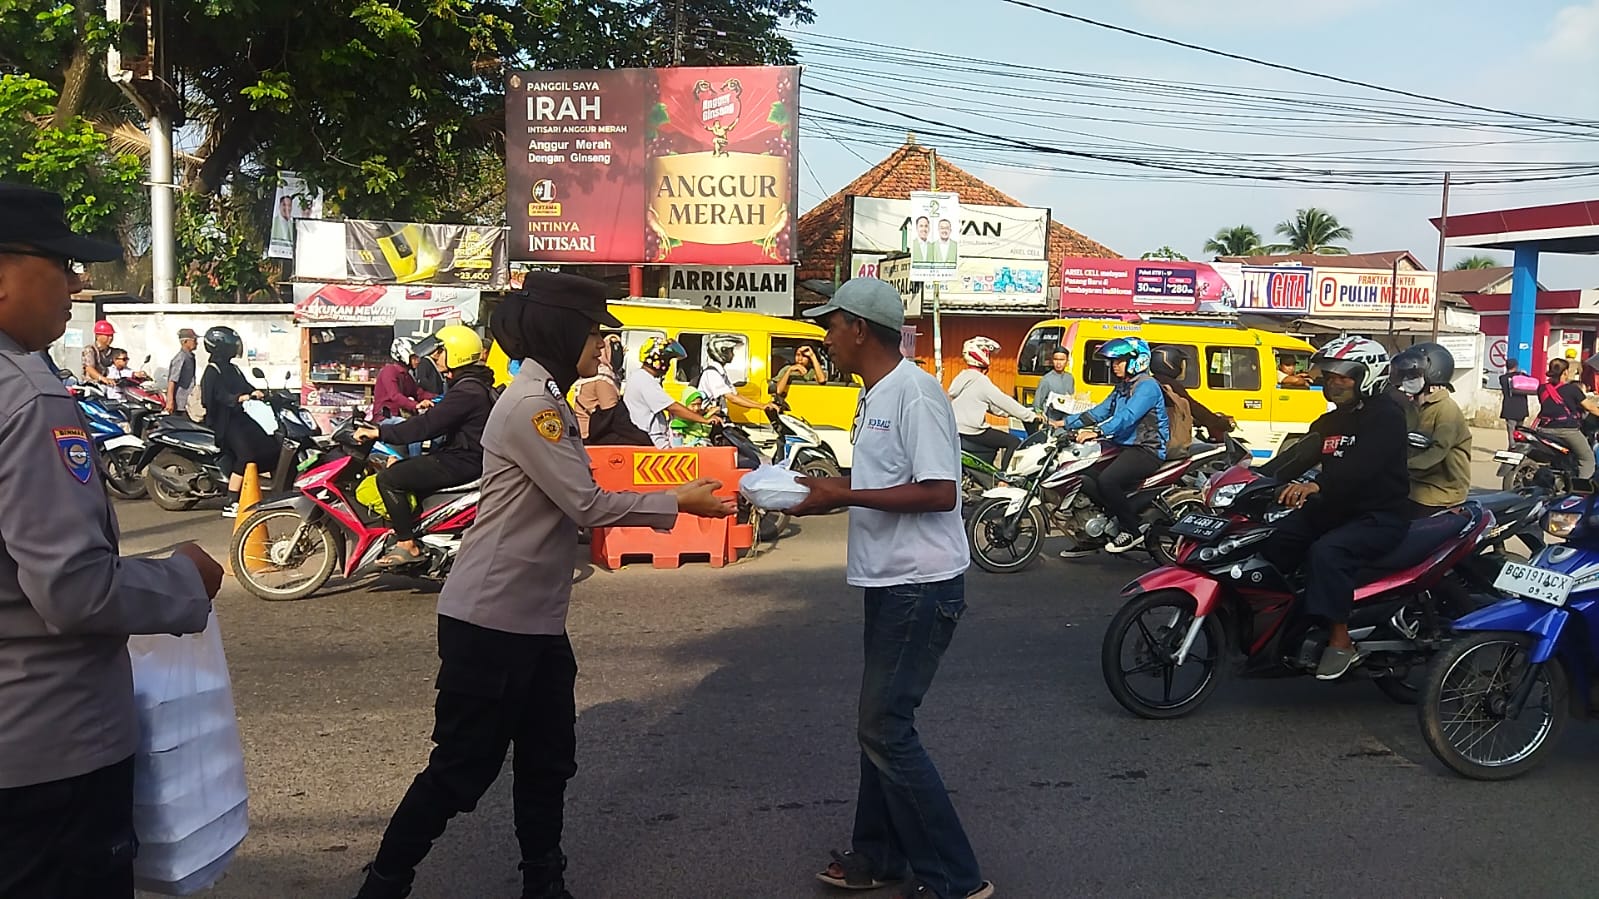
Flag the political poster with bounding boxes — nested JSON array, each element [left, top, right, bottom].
[[266, 173, 323, 260], [908, 191, 960, 282], [505, 66, 799, 265]]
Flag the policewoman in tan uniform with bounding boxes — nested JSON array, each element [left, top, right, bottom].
[[0, 184, 223, 899], [355, 273, 735, 899]]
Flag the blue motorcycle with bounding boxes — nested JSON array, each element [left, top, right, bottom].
[[1418, 490, 1599, 779], [69, 383, 148, 499]]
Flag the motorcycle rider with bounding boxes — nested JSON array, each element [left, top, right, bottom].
[[949, 336, 1038, 466], [1149, 345, 1234, 456], [354, 325, 496, 568], [372, 337, 437, 457], [1536, 357, 1599, 480], [1259, 336, 1409, 680], [1392, 343, 1472, 518], [200, 325, 281, 517], [698, 334, 778, 418], [1058, 337, 1169, 554], [81, 319, 117, 385], [625, 337, 722, 449]]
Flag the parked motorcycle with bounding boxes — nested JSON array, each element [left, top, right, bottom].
[[1495, 425, 1593, 493], [965, 430, 1221, 573], [1417, 490, 1599, 780], [229, 413, 477, 601], [712, 398, 840, 545], [1101, 468, 1493, 719], [68, 383, 147, 499]]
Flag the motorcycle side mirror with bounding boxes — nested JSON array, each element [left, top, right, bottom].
[[251, 367, 266, 379], [142, 355, 151, 364]]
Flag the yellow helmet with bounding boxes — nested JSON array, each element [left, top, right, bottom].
[[432, 324, 484, 369]]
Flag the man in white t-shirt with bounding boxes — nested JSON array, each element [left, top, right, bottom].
[[791, 278, 993, 899], [625, 336, 720, 448]]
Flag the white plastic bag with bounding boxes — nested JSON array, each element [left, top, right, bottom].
[[738, 463, 811, 510], [128, 613, 249, 895], [242, 398, 278, 436]]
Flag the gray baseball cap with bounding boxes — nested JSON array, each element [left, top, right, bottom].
[[803, 277, 905, 331]]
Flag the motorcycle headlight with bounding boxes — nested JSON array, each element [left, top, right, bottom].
[[1546, 511, 1581, 539], [1210, 482, 1245, 509]]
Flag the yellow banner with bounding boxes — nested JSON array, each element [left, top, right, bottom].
[[633, 452, 700, 486], [648, 153, 788, 246]]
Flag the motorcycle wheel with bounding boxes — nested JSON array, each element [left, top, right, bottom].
[[230, 508, 339, 602], [1102, 589, 1226, 719], [1145, 494, 1205, 566], [145, 450, 199, 511], [794, 455, 842, 480], [966, 496, 1047, 573], [1501, 460, 1548, 493], [1418, 632, 1568, 780], [102, 446, 148, 500], [753, 508, 790, 544]]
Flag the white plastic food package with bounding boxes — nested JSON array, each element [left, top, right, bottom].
[[128, 612, 249, 895], [738, 463, 811, 510]]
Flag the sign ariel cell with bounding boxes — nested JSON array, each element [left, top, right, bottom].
[[506, 66, 799, 265]]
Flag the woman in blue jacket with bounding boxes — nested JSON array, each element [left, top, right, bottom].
[[1060, 337, 1169, 554]]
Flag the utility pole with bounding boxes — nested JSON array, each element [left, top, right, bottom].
[[1430, 171, 1452, 341], [929, 147, 944, 383], [672, 0, 684, 66], [106, 0, 178, 303]]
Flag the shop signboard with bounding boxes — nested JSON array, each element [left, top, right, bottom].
[[938, 258, 1049, 311], [1058, 258, 1242, 314], [293, 220, 509, 288], [665, 264, 795, 316], [878, 254, 924, 318], [292, 284, 481, 326], [1238, 266, 1313, 315], [1311, 267, 1436, 318], [849, 252, 885, 280], [849, 197, 1047, 260], [505, 66, 799, 265]]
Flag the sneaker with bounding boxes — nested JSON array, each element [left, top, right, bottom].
[[1104, 530, 1142, 554], [1315, 645, 1362, 680], [221, 503, 238, 519]]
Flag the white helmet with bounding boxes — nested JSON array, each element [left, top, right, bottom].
[[1310, 336, 1390, 399], [391, 337, 416, 364], [963, 336, 1001, 368]]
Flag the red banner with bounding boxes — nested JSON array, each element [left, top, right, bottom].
[[1059, 258, 1243, 314], [506, 66, 798, 265]]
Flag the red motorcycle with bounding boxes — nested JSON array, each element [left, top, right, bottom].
[[1101, 463, 1492, 717], [228, 414, 478, 601]]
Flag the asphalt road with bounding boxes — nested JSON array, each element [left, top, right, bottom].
[[113, 429, 1597, 899]]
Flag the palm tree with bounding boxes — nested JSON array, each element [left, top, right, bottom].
[[1271, 208, 1353, 255], [1203, 225, 1267, 258], [1453, 255, 1499, 270]]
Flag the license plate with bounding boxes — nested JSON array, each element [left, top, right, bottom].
[[1494, 561, 1574, 607], [1171, 512, 1230, 539]]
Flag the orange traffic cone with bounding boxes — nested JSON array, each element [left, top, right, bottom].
[[234, 463, 268, 575]]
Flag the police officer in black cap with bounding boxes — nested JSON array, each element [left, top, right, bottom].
[[353, 272, 735, 899], [0, 183, 224, 897]]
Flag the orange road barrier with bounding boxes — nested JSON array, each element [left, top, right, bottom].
[[586, 445, 753, 569]]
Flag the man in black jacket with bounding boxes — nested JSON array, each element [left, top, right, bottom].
[[1260, 336, 1410, 680], [356, 325, 497, 568]]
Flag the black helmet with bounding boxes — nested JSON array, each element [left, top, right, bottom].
[[203, 325, 242, 360], [1150, 345, 1186, 381], [1391, 342, 1455, 390]]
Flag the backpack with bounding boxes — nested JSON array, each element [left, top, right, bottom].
[[1509, 373, 1539, 396], [1537, 383, 1580, 429], [187, 364, 215, 422], [1159, 381, 1193, 457]]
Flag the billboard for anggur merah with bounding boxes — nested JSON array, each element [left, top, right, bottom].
[[506, 66, 799, 265]]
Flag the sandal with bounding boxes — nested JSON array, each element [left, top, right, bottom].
[[894, 882, 996, 899], [816, 849, 905, 891], [376, 547, 423, 569]]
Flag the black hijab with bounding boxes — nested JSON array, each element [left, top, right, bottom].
[[491, 273, 619, 393]]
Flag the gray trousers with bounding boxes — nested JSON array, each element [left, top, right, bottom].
[[1545, 426, 1596, 480]]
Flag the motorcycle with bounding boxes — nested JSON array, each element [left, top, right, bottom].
[[1495, 425, 1593, 493], [67, 383, 147, 499], [1101, 469, 1493, 719], [964, 430, 1222, 573], [229, 413, 477, 601], [140, 368, 321, 511], [1416, 490, 1599, 780]]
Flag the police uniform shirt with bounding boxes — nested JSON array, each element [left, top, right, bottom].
[[437, 359, 679, 636], [0, 330, 211, 789]]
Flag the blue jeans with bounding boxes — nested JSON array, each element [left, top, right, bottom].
[[852, 575, 982, 898]]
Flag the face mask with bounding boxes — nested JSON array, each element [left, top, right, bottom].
[[1325, 381, 1357, 406], [1400, 376, 1425, 396]]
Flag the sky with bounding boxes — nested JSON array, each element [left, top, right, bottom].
[[790, 0, 1599, 287]]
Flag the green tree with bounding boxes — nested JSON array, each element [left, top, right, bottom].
[[1140, 246, 1189, 261], [1203, 224, 1266, 258], [1271, 208, 1353, 255], [1453, 255, 1499, 270], [0, 74, 141, 236]]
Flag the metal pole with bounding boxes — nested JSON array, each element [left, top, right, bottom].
[[149, 109, 176, 303], [1387, 257, 1400, 340], [672, 0, 684, 65], [929, 147, 944, 383], [1430, 171, 1451, 341]]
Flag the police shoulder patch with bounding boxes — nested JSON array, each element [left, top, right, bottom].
[[52, 427, 95, 484], [546, 379, 564, 401], [533, 409, 563, 443]]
